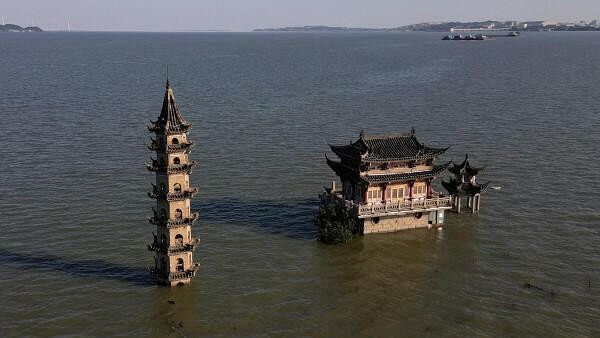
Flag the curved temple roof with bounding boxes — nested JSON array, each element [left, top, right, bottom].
[[148, 80, 191, 134], [330, 130, 448, 163], [362, 162, 451, 184], [448, 154, 484, 178], [442, 179, 490, 195]]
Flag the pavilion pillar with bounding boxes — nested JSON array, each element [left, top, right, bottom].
[[456, 196, 461, 213]]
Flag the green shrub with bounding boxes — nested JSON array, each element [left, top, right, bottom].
[[315, 200, 359, 244]]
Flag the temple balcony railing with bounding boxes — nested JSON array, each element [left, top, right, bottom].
[[148, 212, 200, 228], [357, 196, 452, 219], [145, 160, 197, 174], [147, 139, 194, 153], [321, 190, 452, 219], [148, 185, 198, 201]]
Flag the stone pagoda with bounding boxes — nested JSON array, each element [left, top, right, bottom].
[[442, 154, 489, 213], [146, 80, 199, 286], [322, 130, 453, 234]]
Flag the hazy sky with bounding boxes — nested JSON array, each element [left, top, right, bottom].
[[1, 0, 599, 31]]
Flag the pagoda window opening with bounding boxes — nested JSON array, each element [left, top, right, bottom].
[[161, 234, 167, 247], [176, 258, 184, 272], [160, 208, 167, 219], [174, 183, 182, 193], [159, 183, 166, 192], [175, 209, 183, 219], [173, 157, 181, 165], [172, 138, 179, 145], [175, 234, 183, 245]]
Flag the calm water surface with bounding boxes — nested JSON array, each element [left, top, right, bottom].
[[0, 32, 599, 337]]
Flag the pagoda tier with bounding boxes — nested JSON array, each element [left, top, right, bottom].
[[145, 159, 197, 174], [149, 263, 199, 281], [148, 211, 200, 227], [147, 237, 200, 255], [330, 129, 448, 164], [147, 138, 194, 153], [148, 184, 198, 201]]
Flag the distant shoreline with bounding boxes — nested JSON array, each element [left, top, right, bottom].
[[254, 21, 600, 33]]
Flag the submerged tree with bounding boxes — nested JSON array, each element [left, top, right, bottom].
[[315, 200, 359, 244]]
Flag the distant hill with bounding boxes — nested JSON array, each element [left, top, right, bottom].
[[0, 24, 43, 32]]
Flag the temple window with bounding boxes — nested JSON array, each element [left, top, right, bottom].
[[391, 187, 405, 199], [172, 138, 179, 144], [173, 157, 181, 165], [175, 209, 183, 219], [367, 189, 382, 203], [161, 234, 167, 247], [176, 258, 184, 272], [160, 208, 167, 218], [175, 234, 183, 245], [174, 183, 182, 192]]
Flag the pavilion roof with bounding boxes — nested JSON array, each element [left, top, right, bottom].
[[330, 130, 448, 163], [448, 154, 484, 178], [442, 179, 490, 195]]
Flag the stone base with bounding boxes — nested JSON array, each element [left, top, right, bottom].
[[362, 210, 445, 234]]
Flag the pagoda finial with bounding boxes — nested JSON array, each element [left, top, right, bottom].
[[359, 129, 365, 139], [165, 64, 170, 89], [410, 127, 415, 136]]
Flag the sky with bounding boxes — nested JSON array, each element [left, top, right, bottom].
[[1, 0, 599, 32]]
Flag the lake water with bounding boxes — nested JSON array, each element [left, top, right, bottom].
[[0, 31, 599, 337]]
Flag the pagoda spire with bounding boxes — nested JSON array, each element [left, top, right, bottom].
[[148, 81, 191, 135]]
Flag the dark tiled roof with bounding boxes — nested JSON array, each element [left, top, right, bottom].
[[330, 131, 448, 163], [149, 81, 191, 134], [448, 154, 484, 178], [326, 156, 359, 178], [442, 179, 490, 195], [361, 162, 450, 184]]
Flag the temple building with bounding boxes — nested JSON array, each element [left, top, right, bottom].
[[442, 154, 489, 213], [323, 130, 453, 234], [146, 80, 199, 286]]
